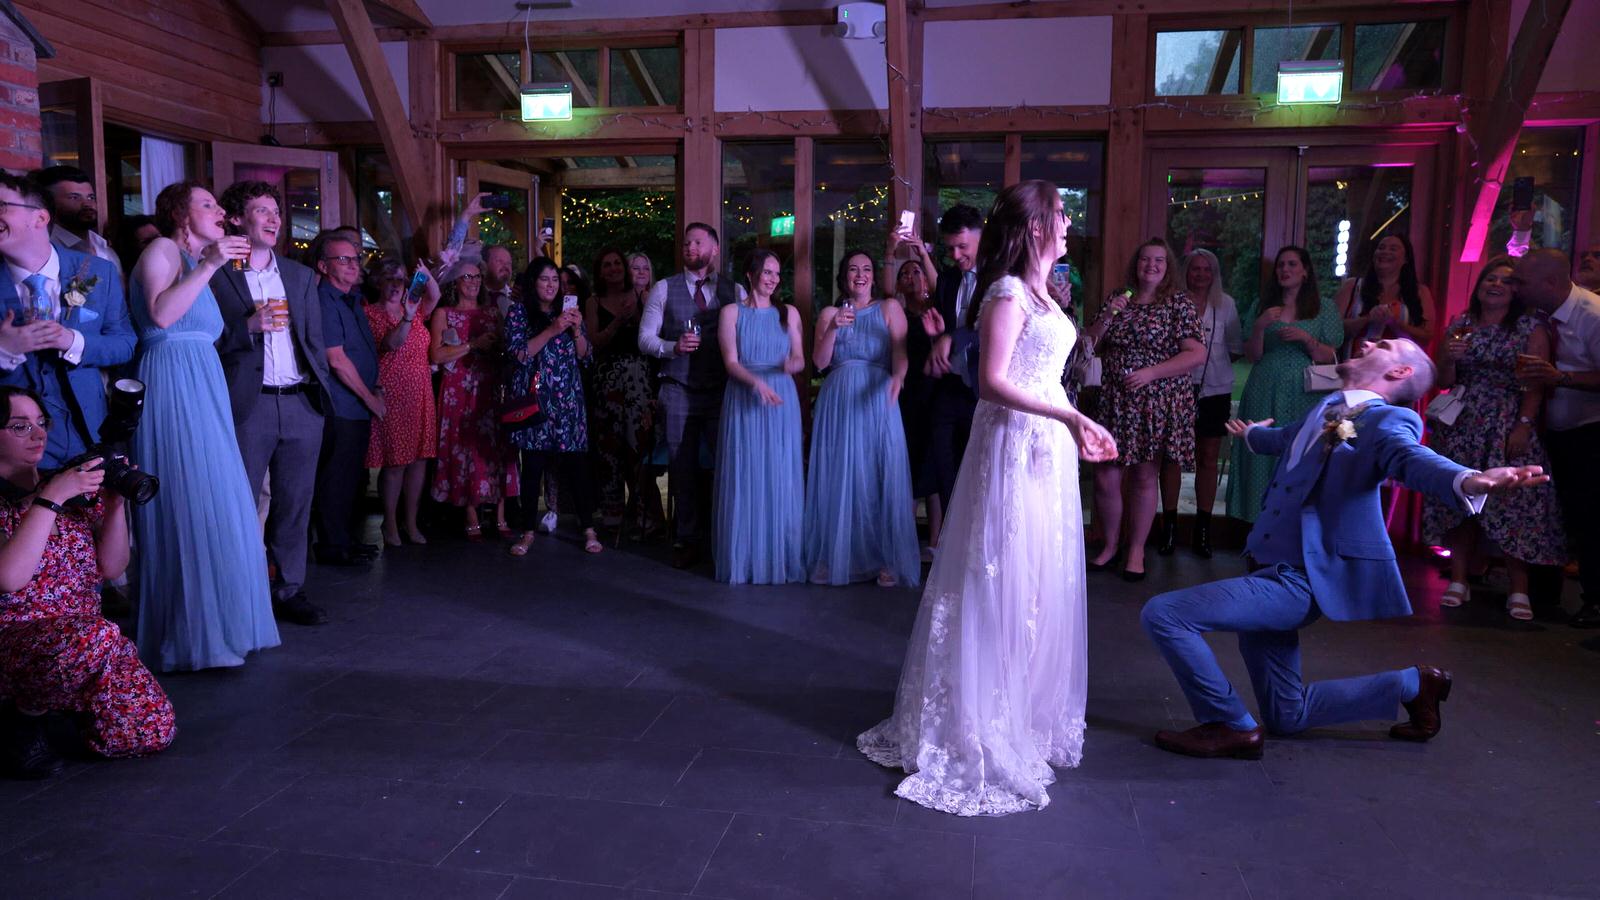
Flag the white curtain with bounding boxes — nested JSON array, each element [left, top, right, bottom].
[[139, 135, 187, 213]]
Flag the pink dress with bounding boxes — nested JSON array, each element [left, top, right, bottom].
[[430, 306, 520, 505], [366, 305, 438, 468]]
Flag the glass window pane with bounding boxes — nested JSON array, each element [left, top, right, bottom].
[[609, 47, 680, 108], [1304, 165, 1414, 304], [1165, 168, 1267, 327], [722, 142, 796, 301], [1488, 127, 1585, 258], [1022, 138, 1105, 309], [41, 108, 78, 169], [455, 52, 521, 112], [355, 150, 407, 262], [813, 142, 892, 311], [1251, 25, 1342, 94], [532, 50, 600, 108], [1155, 30, 1241, 96], [1354, 21, 1447, 91], [920, 139, 1003, 245], [474, 183, 530, 271], [557, 155, 677, 279]]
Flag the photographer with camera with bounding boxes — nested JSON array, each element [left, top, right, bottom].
[[0, 386, 175, 779]]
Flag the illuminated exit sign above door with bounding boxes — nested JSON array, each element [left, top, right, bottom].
[[1276, 60, 1343, 106]]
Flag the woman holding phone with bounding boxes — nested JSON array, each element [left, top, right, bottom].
[[366, 260, 440, 546], [506, 257, 600, 556]]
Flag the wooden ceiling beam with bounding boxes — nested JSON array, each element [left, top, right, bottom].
[[1459, 0, 1573, 263], [323, 0, 432, 227], [367, 0, 431, 31]]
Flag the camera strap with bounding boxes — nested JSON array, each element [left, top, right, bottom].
[[49, 354, 99, 450]]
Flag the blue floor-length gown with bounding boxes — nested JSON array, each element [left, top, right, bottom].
[[714, 304, 804, 584], [803, 303, 921, 587], [131, 255, 279, 671]]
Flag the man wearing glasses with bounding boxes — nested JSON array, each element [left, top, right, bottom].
[[0, 173, 135, 469], [311, 231, 383, 568]]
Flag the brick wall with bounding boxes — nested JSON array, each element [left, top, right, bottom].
[[0, 15, 39, 173]]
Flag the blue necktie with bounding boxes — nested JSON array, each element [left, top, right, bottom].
[[22, 273, 50, 322], [1288, 395, 1343, 469]]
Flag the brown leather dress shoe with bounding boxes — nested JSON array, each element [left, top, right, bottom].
[[1390, 665, 1452, 742], [1154, 722, 1265, 760]]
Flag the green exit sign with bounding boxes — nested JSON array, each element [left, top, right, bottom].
[[1277, 61, 1343, 105], [770, 215, 796, 237]]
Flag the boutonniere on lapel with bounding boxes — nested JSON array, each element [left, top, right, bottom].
[[62, 258, 97, 310], [1321, 400, 1380, 450]]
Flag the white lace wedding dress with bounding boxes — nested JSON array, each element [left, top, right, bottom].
[[859, 275, 1087, 816]]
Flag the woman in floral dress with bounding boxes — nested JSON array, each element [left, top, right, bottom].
[[366, 260, 439, 546], [1083, 238, 1205, 581], [0, 386, 174, 778], [506, 257, 601, 556], [1425, 258, 1566, 620], [429, 261, 519, 539]]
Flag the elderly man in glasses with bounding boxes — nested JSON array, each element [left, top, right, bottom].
[[311, 230, 383, 569]]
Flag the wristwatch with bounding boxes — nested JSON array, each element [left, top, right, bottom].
[[1516, 415, 1534, 426], [1557, 371, 1573, 387]]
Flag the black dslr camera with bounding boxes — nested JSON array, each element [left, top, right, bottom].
[[60, 379, 160, 506]]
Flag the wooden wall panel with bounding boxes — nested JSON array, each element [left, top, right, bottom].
[[17, 0, 263, 143]]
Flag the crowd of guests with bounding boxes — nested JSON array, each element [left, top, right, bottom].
[[0, 159, 1597, 780]]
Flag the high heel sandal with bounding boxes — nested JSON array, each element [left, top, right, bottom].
[[583, 528, 603, 554], [1506, 592, 1533, 621], [508, 532, 534, 557], [465, 524, 483, 542], [1439, 582, 1469, 608]]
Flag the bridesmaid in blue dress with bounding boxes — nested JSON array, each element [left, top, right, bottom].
[[804, 249, 921, 588], [129, 182, 278, 672], [714, 250, 805, 584]]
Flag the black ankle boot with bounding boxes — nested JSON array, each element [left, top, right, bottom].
[[1192, 511, 1213, 559], [1156, 511, 1178, 556], [1, 707, 63, 780]]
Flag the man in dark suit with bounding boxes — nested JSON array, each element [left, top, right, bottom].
[[0, 172, 135, 468], [1142, 338, 1548, 759], [212, 181, 334, 626], [915, 204, 984, 515]]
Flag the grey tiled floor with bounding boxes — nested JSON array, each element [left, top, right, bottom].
[[4, 533, 1596, 898]]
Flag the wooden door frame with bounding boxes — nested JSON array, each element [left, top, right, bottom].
[[39, 78, 107, 229], [211, 142, 343, 233]]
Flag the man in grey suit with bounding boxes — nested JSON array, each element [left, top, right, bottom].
[[212, 181, 334, 626]]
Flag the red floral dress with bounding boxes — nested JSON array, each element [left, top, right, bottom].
[[0, 496, 176, 757], [431, 305, 520, 506], [366, 304, 438, 468]]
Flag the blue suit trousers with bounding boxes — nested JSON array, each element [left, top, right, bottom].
[[1141, 565, 1409, 733]]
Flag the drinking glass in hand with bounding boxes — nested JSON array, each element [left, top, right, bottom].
[[682, 317, 700, 337], [1448, 317, 1474, 343]]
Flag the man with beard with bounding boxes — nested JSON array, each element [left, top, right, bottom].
[[36, 168, 121, 281], [638, 223, 745, 568], [1575, 241, 1600, 294], [1141, 338, 1547, 759], [483, 244, 517, 317]]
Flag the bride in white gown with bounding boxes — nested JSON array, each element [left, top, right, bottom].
[[859, 180, 1118, 816]]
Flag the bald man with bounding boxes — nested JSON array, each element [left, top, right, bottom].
[[1512, 249, 1600, 628]]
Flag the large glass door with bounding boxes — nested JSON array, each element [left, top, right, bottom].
[[465, 161, 536, 269]]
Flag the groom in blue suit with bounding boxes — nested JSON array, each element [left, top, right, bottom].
[[1141, 338, 1548, 759], [0, 172, 135, 468]]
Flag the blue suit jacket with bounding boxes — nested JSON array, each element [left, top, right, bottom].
[[1242, 401, 1470, 621], [0, 244, 137, 466]]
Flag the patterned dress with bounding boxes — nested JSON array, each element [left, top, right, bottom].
[[0, 496, 175, 757], [505, 301, 590, 453], [1226, 301, 1346, 522], [366, 304, 437, 468], [431, 305, 520, 505], [1423, 314, 1566, 564], [1096, 293, 1203, 467], [590, 299, 653, 517]]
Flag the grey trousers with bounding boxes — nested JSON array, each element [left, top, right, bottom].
[[237, 391, 325, 599]]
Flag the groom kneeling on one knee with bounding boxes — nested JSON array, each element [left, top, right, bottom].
[[1141, 337, 1548, 759]]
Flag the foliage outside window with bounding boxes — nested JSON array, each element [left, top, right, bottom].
[[558, 175, 678, 283], [1353, 21, 1447, 91], [610, 47, 681, 108], [1021, 138, 1104, 308], [1155, 30, 1242, 96], [813, 142, 893, 311], [1305, 165, 1413, 303]]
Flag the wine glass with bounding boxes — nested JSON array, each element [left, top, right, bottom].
[[1448, 315, 1474, 343], [681, 317, 700, 337]]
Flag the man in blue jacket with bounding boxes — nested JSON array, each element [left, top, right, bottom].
[[0, 172, 135, 467], [1142, 338, 1548, 759]]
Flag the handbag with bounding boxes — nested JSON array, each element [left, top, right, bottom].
[[498, 371, 544, 433], [1304, 364, 1341, 392], [1066, 333, 1098, 395], [1424, 389, 1465, 427]]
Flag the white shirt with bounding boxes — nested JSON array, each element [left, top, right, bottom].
[[51, 224, 123, 280], [1254, 388, 1485, 512], [1545, 283, 1600, 431], [1190, 292, 1244, 397], [488, 283, 514, 318], [242, 254, 305, 386], [637, 271, 747, 359], [0, 245, 88, 371]]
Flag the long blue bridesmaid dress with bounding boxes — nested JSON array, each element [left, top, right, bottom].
[[131, 254, 279, 671], [803, 302, 922, 587], [714, 304, 804, 584]]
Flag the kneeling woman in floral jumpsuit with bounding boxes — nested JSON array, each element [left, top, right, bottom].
[[0, 386, 175, 778]]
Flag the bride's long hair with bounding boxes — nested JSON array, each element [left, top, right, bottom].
[[969, 179, 1066, 329]]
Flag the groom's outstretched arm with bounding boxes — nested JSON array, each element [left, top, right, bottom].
[[1369, 408, 1478, 509], [1226, 418, 1290, 456]]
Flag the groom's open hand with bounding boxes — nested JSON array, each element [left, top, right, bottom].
[[1462, 465, 1550, 495], [1224, 418, 1272, 438]]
